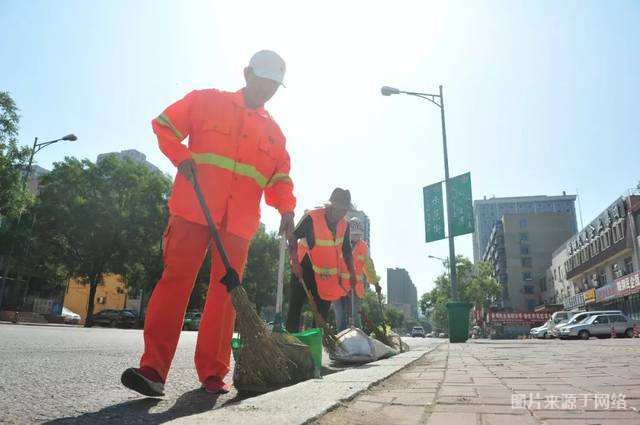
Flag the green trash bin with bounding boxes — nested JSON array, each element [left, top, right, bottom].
[[446, 302, 473, 343]]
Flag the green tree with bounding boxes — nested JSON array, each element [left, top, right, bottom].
[[31, 155, 171, 326], [242, 225, 285, 316], [421, 256, 501, 332], [0, 91, 32, 223]]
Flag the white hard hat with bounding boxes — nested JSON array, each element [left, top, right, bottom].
[[249, 50, 286, 86]]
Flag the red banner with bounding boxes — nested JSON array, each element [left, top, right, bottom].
[[487, 311, 550, 324]]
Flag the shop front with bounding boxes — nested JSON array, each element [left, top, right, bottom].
[[486, 311, 551, 339], [592, 272, 640, 320]]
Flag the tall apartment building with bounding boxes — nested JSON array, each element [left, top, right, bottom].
[[97, 149, 162, 174], [386, 268, 418, 319], [482, 212, 575, 312], [473, 194, 577, 263]]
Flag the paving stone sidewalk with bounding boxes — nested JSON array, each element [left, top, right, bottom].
[[314, 338, 640, 425]]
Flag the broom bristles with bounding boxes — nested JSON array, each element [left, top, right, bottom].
[[231, 286, 292, 385]]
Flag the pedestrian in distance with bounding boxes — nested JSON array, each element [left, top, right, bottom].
[[121, 50, 297, 397]]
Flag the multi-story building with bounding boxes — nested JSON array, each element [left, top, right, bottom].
[[386, 268, 417, 319], [473, 194, 577, 263], [347, 210, 371, 247], [97, 149, 162, 174], [559, 194, 640, 319], [547, 241, 574, 307], [482, 212, 575, 312], [63, 274, 128, 324]]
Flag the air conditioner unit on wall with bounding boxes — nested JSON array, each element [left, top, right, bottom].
[[96, 296, 106, 304]]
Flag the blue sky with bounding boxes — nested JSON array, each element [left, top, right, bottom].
[[2, 1, 639, 299]]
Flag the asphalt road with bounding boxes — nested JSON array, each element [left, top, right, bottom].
[[0, 324, 437, 424]]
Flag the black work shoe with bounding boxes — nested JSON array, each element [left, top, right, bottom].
[[121, 368, 165, 397]]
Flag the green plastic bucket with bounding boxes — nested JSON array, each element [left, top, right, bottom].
[[231, 327, 323, 371], [291, 328, 323, 371], [446, 302, 473, 343]]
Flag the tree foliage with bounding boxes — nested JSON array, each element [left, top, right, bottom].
[[359, 290, 406, 334], [420, 256, 501, 332], [31, 155, 171, 325], [0, 91, 32, 224], [243, 224, 290, 316]]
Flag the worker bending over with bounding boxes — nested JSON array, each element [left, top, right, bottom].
[[121, 50, 296, 397]]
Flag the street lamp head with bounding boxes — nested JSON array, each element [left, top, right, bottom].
[[62, 134, 77, 141], [381, 86, 400, 96]]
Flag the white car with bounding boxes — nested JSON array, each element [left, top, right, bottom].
[[530, 321, 550, 339], [61, 307, 81, 324]]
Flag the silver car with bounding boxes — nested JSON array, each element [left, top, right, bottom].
[[553, 310, 623, 338], [559, 313, 637, 340]]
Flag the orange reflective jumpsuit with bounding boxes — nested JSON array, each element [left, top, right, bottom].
[[141, 89, 296, 383]]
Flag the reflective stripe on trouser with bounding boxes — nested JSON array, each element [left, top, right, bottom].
[[140, 215, 250, 382]]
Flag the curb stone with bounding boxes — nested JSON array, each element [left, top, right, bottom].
[[169, 343, 444, 425]]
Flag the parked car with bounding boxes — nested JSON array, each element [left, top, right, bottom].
[[184, 311, 202, 331], [530, 321, 550, 339], [554, 310, 623, 338], [92, 309, 138, 328], [60, 307, 81, 324], [438, 332, 446, 338], [410, 326, 425, 337], [559, 313, 637, 340], [426, 332, 435, 337]]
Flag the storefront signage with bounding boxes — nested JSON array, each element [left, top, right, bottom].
[[584, 288, 596, 304], [615, 272, 640, 297], [487, 311, 550, 324], [564, 292, 585, 310], [596, 283, 617, 303]]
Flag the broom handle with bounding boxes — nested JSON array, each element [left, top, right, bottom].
[[191, 172, 233, 271], [275, 237, 286, 315]]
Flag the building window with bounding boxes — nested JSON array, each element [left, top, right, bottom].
[[539, 278, 547, 292], [624, 257, 634, 275], [524, 285, 535, 294], [520, 244, 530, 255], [519, 232, 529, 242], [527, 299, 536, 311], [612, 263, 622, 279], [523, 271, 533, 281], [598, 269, 607, 287], [521, 257, 532, 268], [519, 218, 528, 229]]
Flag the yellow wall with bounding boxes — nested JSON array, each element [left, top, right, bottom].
[[63, 274, 128, 324]]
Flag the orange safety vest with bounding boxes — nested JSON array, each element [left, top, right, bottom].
[[352, 240, 369, 299], [152, 89, 295, 241], [297, 208, 350, 301]]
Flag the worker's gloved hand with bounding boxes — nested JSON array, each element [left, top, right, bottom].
[[279, 212, 295, 240], [178, 158, 197, 185], [220, 268, 241, 292]]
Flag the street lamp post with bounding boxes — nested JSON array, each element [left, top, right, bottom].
[[0, 133, 77, 311], [381, 85, 459, 301], [22, 134, 77, 187]]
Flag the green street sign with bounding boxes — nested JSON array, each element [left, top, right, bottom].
[[448, 172, 474, 237], [423, 182, 445, 242]]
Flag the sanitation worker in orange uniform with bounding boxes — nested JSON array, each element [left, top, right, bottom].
[[121, 50, 296, 397]]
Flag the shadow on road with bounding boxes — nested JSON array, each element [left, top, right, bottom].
[[43, 389, 223, 424]]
